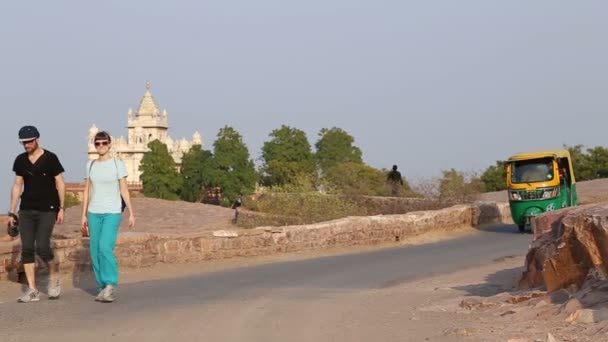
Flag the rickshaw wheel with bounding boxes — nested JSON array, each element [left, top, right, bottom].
[[518, 225, 526, 234]]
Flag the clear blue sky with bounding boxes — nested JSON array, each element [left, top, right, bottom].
[[1, 1, 607, 209]]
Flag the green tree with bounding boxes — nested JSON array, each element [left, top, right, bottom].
[[439, 169, 485, 202], [315, 127, 363, 174], [584, 146, 608, 179], [180, 145, 215, 202], [261, 125, 316, 186], [564, 144, 588, 180], [563, 144, 608, 181], [139, 140, 182, 200], [480, 161, 507, 192], [209, 126, 257, 205]]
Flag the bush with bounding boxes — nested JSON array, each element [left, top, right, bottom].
[[342, 195, 453, 215], [439, 169, 485, 203], [65, 192, 81, 208], [243, 175, 367, 225], [323, 162, 419, 197]]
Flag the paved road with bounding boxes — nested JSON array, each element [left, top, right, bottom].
[[0, 225, 530, 342]]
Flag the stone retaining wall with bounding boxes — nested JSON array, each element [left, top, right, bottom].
[[475, 201, 513, 225], [0, 202, 512, 281]]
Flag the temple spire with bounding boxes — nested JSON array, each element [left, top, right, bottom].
[[135, 81, 161, 117]]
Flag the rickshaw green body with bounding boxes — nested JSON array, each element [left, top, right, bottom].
[[506, 150, 578, 233]]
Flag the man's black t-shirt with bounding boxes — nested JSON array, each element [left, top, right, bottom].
[[13, 150, 64, 212], [387, 170, 403, 183]]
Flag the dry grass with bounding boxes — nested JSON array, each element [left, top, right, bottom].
[[241, 192, 366, 227], [237, 193, 459, 228]]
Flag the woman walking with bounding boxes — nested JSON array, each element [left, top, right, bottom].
[[81, 131, 135, 302]]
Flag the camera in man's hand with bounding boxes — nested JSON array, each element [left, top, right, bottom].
[[6, 213, 19, 238]]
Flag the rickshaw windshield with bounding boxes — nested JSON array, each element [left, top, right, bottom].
[[511, 158, 555, 184]]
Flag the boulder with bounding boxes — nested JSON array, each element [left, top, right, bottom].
[[519, 204, 608, 293]]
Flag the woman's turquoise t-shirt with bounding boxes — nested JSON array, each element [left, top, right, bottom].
[[86, 159, 128, 214]]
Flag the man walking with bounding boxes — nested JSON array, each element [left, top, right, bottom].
[[7, 126, 65, 303], [386, 165, 404, 196]]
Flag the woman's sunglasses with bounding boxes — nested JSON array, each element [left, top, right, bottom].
[[94, 141, 110, 147]]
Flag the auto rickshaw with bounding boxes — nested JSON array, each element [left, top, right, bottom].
[[506, 149, 578, 233]]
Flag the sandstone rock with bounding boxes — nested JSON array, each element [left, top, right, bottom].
[[577, 290, 608, 308], [460, 298, 482, 309], [507, 339, 530, 342], [546, 333, 558, 342], [500, 309, 518, 317], [567, 309, 594, 323], [506, 291, 547, 304], [520, 205, 608, 293], [442, 327, 477, 337], [566, 308, 608, 323], [212, 230, 239, 238], [560, 298, 583, 316], [459, 298, 496, 310]]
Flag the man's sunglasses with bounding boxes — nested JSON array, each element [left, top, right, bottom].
[[94, 141, 110, 147]]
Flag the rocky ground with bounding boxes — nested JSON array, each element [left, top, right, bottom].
[[404, 255, 608, 342], [472, 179, 608, 341]]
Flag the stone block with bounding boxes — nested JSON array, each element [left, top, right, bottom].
[[164, 240, 180, 253]]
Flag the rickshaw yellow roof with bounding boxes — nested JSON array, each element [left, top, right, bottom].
[[507, 149, 571, 161]]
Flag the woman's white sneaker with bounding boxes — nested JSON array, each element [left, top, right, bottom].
[[95, 288, 105, 302], [100, 285, 115, 303]]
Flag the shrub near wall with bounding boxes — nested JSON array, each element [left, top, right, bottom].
[[236, 209, 305, 229], [343, 195, 457, 216], [243, 192, 366, 226], [239, 194, 459, 228]]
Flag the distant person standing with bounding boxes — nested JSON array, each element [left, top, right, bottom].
[[386, 165, 404, 196], [8, 126, 65, 303], [231, 193, 243, 224]]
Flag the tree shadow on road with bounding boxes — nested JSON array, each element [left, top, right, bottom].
[[452, 265, 524, 297]]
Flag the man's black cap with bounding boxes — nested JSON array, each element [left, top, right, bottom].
[[18, 126, 40, 141]]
